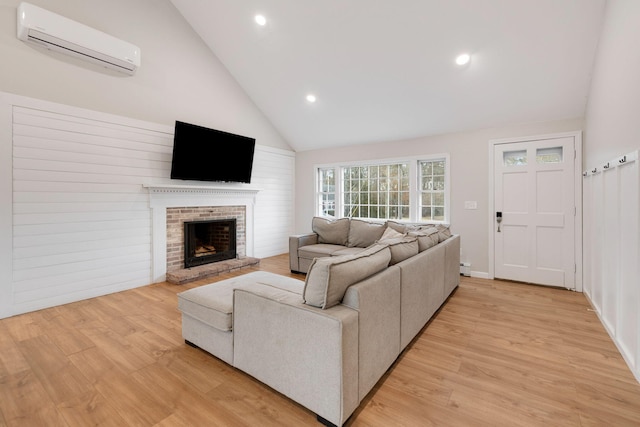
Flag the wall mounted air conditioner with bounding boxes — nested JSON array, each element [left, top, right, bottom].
[[16, 2, 140, 75]]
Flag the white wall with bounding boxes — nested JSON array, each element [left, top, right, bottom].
[[584, 0, 640, 168], [582, 0, 640, 382], [0, 0, 291, 152], [295, 118, 583, 277]]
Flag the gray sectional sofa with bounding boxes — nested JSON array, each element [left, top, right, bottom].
[[177, 217, 460, 427]]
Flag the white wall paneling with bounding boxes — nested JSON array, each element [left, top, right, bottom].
[[583, 150, 639, 382], [251, 146, 296, 258], [0, 92, 296, 319], [0, 95, 13, 318], [8, 96, 173, 317]]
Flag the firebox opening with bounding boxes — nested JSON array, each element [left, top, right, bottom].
[[184, 219, 237, 268]]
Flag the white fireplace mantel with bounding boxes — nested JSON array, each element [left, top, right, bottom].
[[144, 183, 261, 282]]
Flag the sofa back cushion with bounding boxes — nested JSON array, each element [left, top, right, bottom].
[[312, 217, 350, 246], [385, 220, 413, 234], [348, 219, 386, 248], [379, 235, 419, 265], [409, 227, 440, 251], [303, 243, 391, 309], [435, 224, 452, 242]]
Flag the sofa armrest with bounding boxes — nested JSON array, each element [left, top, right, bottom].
[[342, 265, 401, 401], [442, 234, 461, 297], [233, 284, 359, 427], [289, 233, 318, 272]]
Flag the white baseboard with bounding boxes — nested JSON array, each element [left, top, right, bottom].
[[470, 271, 489, 279]]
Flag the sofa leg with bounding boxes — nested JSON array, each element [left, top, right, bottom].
[[316, 414, 338, 427], [185, 340, 198, 348]]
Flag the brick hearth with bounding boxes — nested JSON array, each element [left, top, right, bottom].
[[166, 256, 260, 285]]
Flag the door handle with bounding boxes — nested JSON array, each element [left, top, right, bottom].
[[496, 212, 502, 232]]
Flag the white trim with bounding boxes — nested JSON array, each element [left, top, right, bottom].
[[488, 130, 583, 292], [471, 271, 490, 279], [0, 94, 14, 318], [144, 184, 260, 283], [254, 144, 296, 158], [584, 292, 640, 383]]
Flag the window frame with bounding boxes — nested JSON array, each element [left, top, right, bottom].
[[314, 153, 450, 224]]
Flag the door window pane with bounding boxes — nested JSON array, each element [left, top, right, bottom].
[[504, 150, 527, 166], [536, 147, 563, 163]]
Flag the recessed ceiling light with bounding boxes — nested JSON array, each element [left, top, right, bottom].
[[455, 53, 471, 66], [306, 94, 317, 103], [254, 14, 267, 26]]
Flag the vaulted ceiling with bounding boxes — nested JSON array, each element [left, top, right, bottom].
[[169, 0, 606, 152]]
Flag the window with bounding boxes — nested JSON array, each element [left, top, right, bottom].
[[316, 155, 449, 223], [419, 159, 446, 221], [342, 163, 410, 220], [318, 167, 336, 217]]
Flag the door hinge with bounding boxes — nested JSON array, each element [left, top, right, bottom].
[[574, 206, 577, 216], [575, 264, 577, 273]]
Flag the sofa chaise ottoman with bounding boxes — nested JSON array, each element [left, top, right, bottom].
[[177, 271, 304, 365]]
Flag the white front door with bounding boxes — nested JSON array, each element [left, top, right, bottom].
[[494, 137, 576, 288]]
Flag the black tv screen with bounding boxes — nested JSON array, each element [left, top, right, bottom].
[[170, 121, 256, 183]]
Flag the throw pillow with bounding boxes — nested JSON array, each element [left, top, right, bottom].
[[311, 217, 350, 246], [303, 243, 391, 309], [348, 219, 386, 248], [378, 225, 405, 241]]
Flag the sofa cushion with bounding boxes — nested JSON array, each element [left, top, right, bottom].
[[347, 219, 386, 248], [387, 220, 428, 233], [312, 217, 350, 246], [416, 223, 452, 242], [332, 247, 367, 257], [303, 244, 391, 309], [177, 271, 304, 332], [385, 220, 411, 234], [435, 224, 452, 242], [379, 235, 419, 265], [299, 243, 347, 259], [409, 227, 440, 251]]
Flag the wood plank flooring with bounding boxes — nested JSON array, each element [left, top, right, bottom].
[[1, 254, 639, 426]]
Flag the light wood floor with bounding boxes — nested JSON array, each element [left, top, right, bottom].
[[1, 254, 639, 426]]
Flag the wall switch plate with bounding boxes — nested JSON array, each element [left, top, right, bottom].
[[464, 201, 478, 210]]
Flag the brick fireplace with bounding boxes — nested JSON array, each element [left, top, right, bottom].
[[166, 206, 245, 272], [145, 184, 260, 283]]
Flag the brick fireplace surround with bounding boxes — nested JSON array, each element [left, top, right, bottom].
[[166, 206, 245, 272], [145, 184, 260, 284]]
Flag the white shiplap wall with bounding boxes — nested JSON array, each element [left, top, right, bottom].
[[252, 145, 295, 258], [0, 93, 295, 318], [11, 105, 172, 313], [583, 150, 640, 382]]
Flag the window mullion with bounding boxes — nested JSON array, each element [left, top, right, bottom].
[[409, 160, 419, 222], [336, 166, 344, 218]]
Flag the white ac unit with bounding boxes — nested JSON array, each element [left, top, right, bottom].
[[17, 2, 140, 75]]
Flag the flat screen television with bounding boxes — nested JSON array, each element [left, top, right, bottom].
[[170, 121, 256, 183]]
